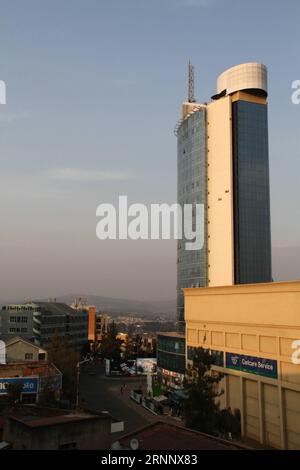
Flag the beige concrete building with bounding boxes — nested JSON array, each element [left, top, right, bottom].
[[184, 280, 300, 449], [5, 337, 47, 363]]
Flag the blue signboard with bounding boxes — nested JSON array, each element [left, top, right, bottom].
[[0, 377, 39, 395], [226, 352, 278, 379]]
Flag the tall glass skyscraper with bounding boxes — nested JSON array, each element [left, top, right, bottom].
[[177, 106, 208, 331], [157, 62, 272, 386]]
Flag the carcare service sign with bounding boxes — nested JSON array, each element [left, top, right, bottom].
[[226, 352, 278, 379]]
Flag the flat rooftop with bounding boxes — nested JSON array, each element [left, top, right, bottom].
[[157, 332, 185, 339], [2, 301, 87, 316], [6, 405, 110, 429]]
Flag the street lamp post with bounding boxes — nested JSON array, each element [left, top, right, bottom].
[[135, 335, 140, 376], [76, 356, 91, 408]]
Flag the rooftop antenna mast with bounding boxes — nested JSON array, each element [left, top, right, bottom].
[[188, 60, 196, 103]]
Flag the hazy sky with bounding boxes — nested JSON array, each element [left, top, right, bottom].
[[0, 0, 299, 302]]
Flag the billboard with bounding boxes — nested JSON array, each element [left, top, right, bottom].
[[108, 358, 157, 376], [226, 352, 278, 379], [0, 377, 39, 395], [136, 358, 157, 375]]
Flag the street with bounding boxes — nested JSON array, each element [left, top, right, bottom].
[[78, 362, 157, 437]]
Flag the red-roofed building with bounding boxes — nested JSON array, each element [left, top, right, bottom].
[[0, 362, 62, 403], [112, 421, 248, 451]]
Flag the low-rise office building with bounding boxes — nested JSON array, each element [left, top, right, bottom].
[[95, 313, 110, 345], [184, 280, 300, 450], [86, 307, 110, 348], [0, 302, 88, 349], [157, 332, 185, 390], [0, 303, 35, 342]]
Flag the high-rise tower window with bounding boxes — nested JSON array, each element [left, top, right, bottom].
[[232, 100, 272, 284]]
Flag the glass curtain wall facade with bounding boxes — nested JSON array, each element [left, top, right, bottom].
[[232, 100, 272, 284], [157, 335, 185, 374], [177, 108, 208, 332]]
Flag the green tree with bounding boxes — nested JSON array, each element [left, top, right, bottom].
[[215, 407, 241, 439], [184, 348, 241, 438], [38, 381, 57, 407], [48, 331, 79, 402], [100, 322, 122, 360], [184, 348, 224, 435]]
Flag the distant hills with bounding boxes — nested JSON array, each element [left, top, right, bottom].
[[37, 294, 176, 318], [1, 247, 299, 317]]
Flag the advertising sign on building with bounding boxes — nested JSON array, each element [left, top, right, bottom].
[[0, 377, 39, 394], [136, 358, 157, 375], [226, 352, 278, 379]]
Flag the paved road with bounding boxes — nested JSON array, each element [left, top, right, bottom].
[[79, 363, 253, 450], [79, 363, 156, 437]]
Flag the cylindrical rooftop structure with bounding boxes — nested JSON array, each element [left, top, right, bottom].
[[216, 62, 268, 97]]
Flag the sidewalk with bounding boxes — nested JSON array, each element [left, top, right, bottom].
[[109, 381, 184, 428]]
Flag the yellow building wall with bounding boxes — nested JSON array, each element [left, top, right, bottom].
[[206, 97, 234, 287], [184, 281, 300, 449]]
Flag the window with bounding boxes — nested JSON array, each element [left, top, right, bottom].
[[232, 101, 271, 284], [25, 353, 33, 360], [177, 108, 208, 331]]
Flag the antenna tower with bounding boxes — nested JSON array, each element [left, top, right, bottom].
[[188, 61, 196, 103]]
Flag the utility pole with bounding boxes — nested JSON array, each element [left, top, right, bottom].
[[135, 335, 140, 376], [76, 357, 91, 408]]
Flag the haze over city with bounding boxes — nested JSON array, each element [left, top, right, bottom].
[[0, 0, 299, 303], [1, 0, 300, 457]]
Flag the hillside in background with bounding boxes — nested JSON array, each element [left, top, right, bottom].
[[1, 247, 299, 315], [37, 294, 176, 319]]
